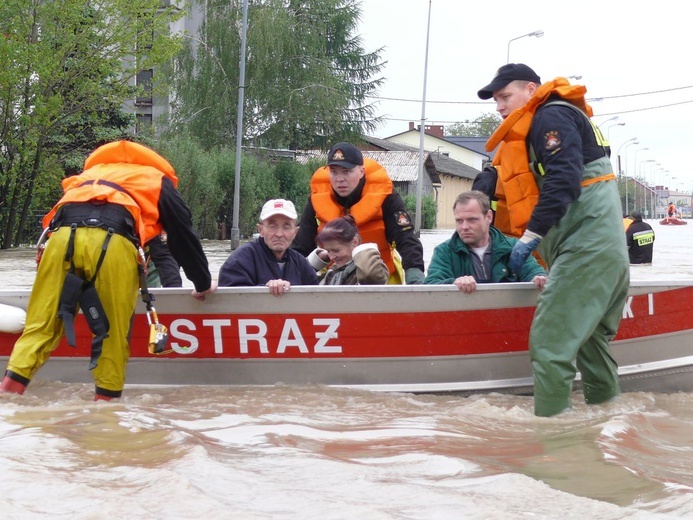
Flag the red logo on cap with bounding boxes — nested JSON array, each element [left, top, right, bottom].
[[274, 201, 284, 208]]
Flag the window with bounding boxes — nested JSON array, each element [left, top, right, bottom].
[[135, 69, 153, 106], [136, 15, 153, 51], [136, 114, 153, 134]]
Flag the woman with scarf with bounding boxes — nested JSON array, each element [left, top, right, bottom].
[[308, 215, 388, 285]]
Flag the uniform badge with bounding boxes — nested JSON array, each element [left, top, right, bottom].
[[544, 131, 561, 150], [332, 149, 345, 161], [395, 211, 412, 227]]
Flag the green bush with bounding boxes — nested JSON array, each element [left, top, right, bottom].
[[159, 135, 281, 238], [402, 194, 437, 229], [273, 161, 313, 215]]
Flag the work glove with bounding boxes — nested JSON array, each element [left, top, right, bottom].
[[307, 248, 329, 271], [405, 267, 425, 285], [352, 242, 379, 258], [509, 230, 542, 277]]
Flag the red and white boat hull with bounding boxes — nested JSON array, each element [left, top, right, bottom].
[[1, 283, 692, 394]]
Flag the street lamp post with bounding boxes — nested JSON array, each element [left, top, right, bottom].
[[598, 116, 619, 128], [639, 159, 655, 217], [606, 122, 625, 140], [623, 141, 639, 214], [617, 137, 638, 214], [648, 160, 657, 219], [658, 168, 669, 218], [633, 147, 649, 212], [231, 0, 249, 250], [507, 30, 544, 63]]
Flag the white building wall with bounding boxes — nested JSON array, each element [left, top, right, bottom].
[[387, 131, 487, 170]]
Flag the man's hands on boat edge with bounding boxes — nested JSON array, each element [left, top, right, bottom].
[[454, 274, 547, 294], [266, 279, 291, 297], [192, 280, 217, 301]]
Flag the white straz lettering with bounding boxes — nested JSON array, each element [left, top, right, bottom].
[[313, 318, 341, 353], [170, 319, 199, 354], [238, 319, 268, 354], [622, 296, 633, 319], [168, 317, 342, 355], [203, 319, 232, 353], [622, 293, 656, 319], [277, 319, 309, 354]]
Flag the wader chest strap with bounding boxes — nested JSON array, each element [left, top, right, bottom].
[[57, 229, 114, 370]]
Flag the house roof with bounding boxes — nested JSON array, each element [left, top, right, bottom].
[[443, 136, 495, 160], [384, 129, 492, 161], [363, 150, 439, 183], [363, 136, 479, 181]]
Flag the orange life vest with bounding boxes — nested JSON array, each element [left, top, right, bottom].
[[310, 158, 395, 274], [43, 141, 179, 245], [485, 78, 594, 237]]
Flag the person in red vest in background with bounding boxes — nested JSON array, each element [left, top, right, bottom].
[[667, 203, 678, 219]]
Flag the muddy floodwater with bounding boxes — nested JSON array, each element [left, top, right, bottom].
[[1, 224, 693, 519]]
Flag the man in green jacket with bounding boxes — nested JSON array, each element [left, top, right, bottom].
[[425, 191, 546, 293]]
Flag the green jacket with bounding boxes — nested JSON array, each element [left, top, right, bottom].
[[424, 226, 546, 284]]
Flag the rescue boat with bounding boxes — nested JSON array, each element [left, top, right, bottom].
[[659, 217, 688, 225], [1, 282, 692, 395]]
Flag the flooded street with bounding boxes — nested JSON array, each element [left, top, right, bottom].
[[1, 224, 690, 289], [1, 223, 693, 518]]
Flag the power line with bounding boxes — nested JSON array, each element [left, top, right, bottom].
[[374, 97, 693, 124], [379, 96, 693, 124], [592, 99, 693, 117], [369, 85, 693, 105]]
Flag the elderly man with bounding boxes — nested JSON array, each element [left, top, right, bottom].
[[425, 191, 546, 293], [219, 199, 317, 295], [292, 142, 425, 285]]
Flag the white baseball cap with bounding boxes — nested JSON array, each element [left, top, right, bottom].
[[260, 199, 297, 221]]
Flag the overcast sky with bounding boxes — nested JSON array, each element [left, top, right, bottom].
[[357, 0, 693, 193]]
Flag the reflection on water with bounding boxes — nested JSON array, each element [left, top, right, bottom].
[[1, 223, 693, 518]]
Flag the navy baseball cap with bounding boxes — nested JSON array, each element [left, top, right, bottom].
[[477, 63, 541, 100], [327, 142, 364, 169]]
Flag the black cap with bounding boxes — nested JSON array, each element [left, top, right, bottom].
[[477, 63, 541, 100], [327, 142, 363, 169]]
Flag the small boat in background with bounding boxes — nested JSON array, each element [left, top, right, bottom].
[[2, 282, 693, 395], [660, 217, 688, 225]]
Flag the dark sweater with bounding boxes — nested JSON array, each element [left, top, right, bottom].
[[219, 237, 318, 287]]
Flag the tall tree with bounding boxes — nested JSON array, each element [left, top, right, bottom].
[[0, 0, 183, 248], [446, 112, 502, 137], [164, 0, 384, 151]]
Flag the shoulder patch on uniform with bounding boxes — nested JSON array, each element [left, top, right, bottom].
[[544, 130, 561, 150], [395, 210, 412, 227]]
